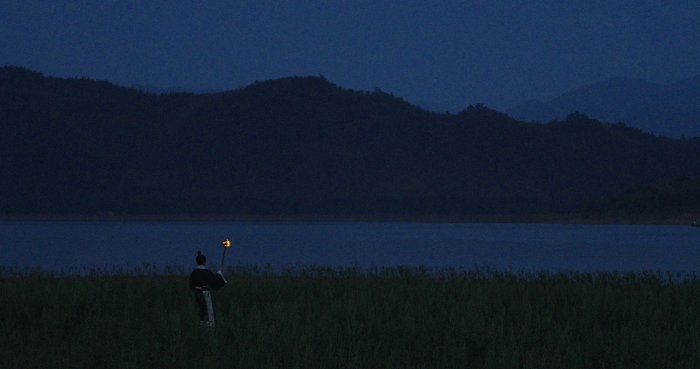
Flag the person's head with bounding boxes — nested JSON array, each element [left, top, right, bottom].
[[196, 250, 206, 265]]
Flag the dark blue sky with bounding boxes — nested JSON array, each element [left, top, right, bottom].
[[1, 1, 698, 111]]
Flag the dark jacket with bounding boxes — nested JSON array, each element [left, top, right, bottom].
[[189, 266, 227, 292]]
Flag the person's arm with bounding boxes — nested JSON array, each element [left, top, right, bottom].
[[209, 270, 227, 290], [217, 270, 228, 284]]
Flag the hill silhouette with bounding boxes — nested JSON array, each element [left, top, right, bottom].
[[2, 66, 700, 220], [508, 76, 700, 139]]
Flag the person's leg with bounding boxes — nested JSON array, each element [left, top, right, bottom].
[[203, 290, 215, 328]]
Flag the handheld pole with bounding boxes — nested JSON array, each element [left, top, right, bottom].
[[220, 239, 231, 271]]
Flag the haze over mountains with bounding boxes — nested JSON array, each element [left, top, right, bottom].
[[508, 76, 700, 139], [135, 75, 700, 140], [2, 66, 700, 220]]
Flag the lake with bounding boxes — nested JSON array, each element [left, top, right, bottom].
[[1, 220, 698, 274]]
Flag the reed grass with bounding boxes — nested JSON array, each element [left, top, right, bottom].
[[1, 266, 699, 368]]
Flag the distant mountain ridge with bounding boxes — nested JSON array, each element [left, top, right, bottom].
[[2, 66, 700, 220], [131, 84, 223, 95], [508, 76, 700, 138]]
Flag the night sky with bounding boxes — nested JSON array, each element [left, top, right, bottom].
[[1, 1, 698, 111]]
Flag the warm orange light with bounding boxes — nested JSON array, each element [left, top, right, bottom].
[[222, 239, 231, 248]]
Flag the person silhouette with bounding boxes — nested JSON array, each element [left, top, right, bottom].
[[189, 250, 227, 328]]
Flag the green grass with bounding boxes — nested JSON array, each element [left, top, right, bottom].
[[2, 266, 700, 369]]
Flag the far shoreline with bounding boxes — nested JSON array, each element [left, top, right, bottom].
[[1, 213, 697, 226]]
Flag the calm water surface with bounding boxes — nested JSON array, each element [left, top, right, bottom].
[[1, 221, 698, 273]]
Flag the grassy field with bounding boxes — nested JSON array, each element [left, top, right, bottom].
[[2, 266, 700, 369]]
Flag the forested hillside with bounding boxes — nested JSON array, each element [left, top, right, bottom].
[[2, 66, 700, 220]]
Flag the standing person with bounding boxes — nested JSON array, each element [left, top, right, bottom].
[[189, 250, 227, 328]]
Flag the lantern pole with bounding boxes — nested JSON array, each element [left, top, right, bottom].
[[220, 239, 231, 271]]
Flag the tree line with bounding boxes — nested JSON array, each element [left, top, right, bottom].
[[2, 66, 699, 220]]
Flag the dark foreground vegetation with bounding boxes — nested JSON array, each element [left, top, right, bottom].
[[2, 266, 700, 369]]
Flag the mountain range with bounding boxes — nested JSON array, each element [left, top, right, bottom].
[[508, 76, 700, 139], [2, 66, 700, 221]]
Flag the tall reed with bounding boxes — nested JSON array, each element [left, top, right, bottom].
[[1, 266, 699, 368]]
